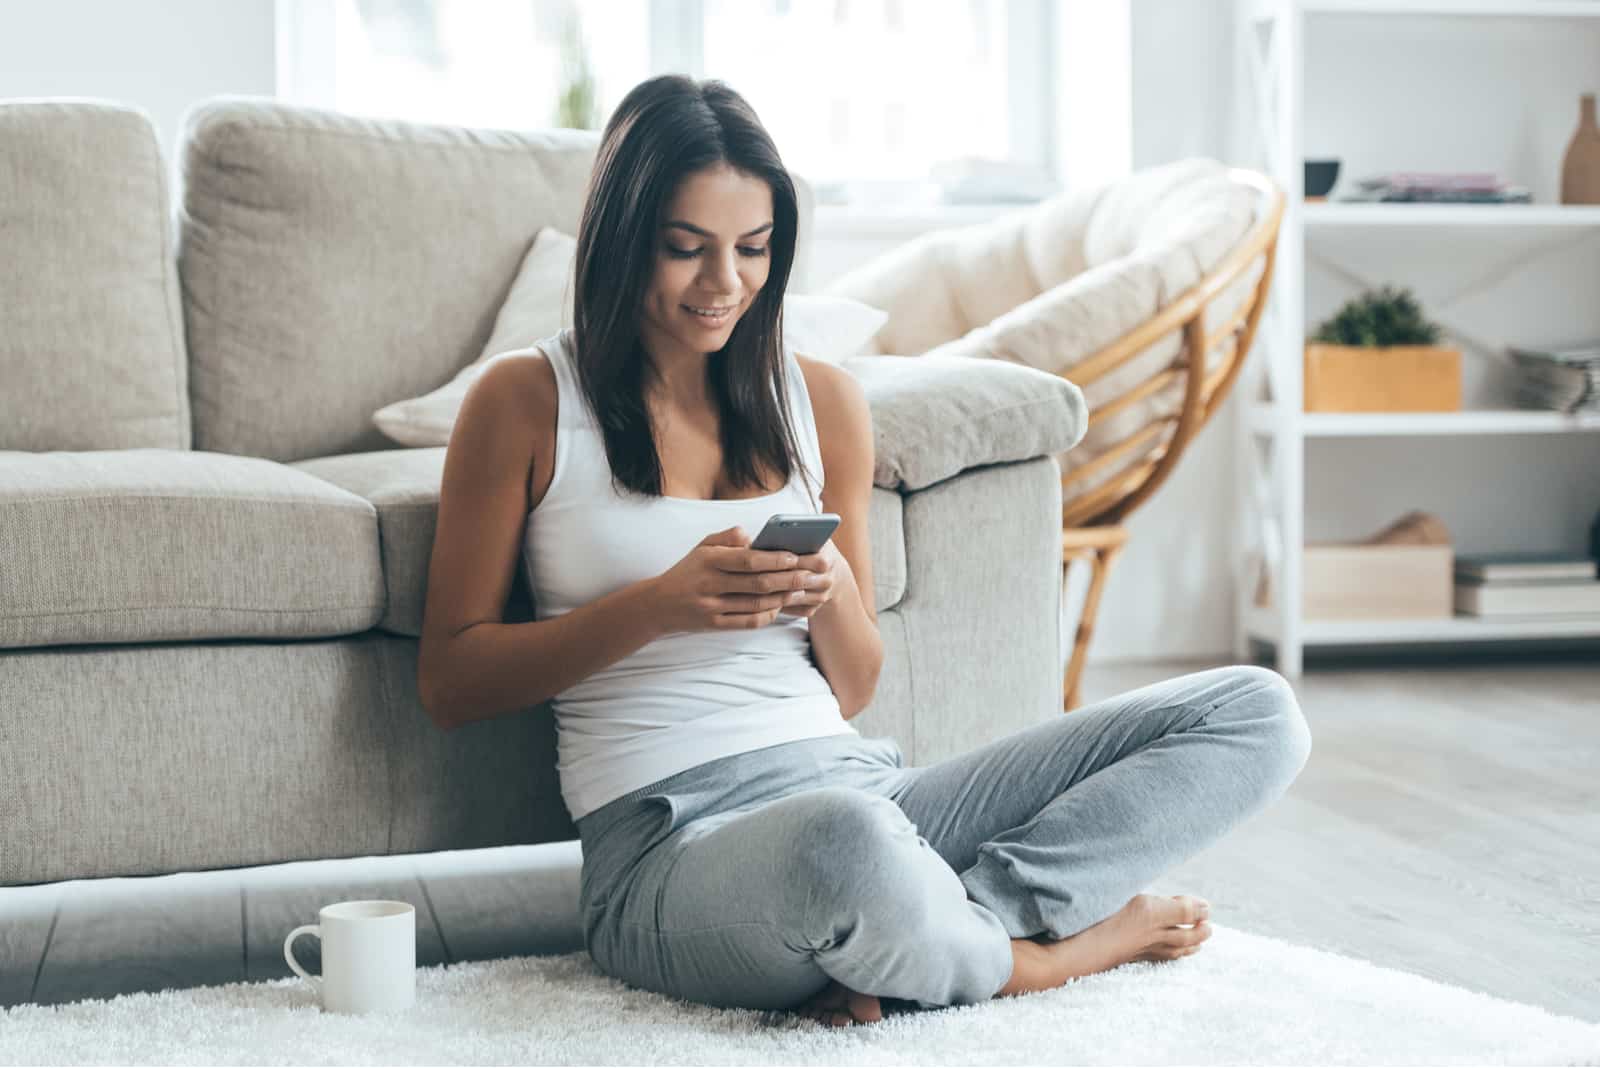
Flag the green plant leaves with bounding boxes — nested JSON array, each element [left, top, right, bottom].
[[1310, 284, 1443, 347]]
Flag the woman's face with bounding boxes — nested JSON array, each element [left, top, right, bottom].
[[640, 162, 774, 364]]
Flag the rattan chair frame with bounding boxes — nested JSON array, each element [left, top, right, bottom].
[[1059, 168, 1286, 711]]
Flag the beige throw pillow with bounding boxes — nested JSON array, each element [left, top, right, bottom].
[[372, 226, 889, 447]]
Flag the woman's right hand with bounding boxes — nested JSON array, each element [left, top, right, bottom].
[[649, 525, 812, 633]]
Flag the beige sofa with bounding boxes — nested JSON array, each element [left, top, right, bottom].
[[0, 97, 1088, 889]]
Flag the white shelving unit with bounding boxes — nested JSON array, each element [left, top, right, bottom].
[[1232, 0, 1600, 678]]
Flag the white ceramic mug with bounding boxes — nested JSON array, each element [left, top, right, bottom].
[[283, 900, 416, 1014]]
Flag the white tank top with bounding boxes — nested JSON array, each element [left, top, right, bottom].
[[521, 325, 859, 822]]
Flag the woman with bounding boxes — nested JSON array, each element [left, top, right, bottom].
[[417, 74, 1312, 1028]]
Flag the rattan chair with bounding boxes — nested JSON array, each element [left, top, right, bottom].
[[821, 162, 1286, 711], [1054, 169, 1284, 709]]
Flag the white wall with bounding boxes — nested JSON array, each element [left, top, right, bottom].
[[0, 0, 276, 183]]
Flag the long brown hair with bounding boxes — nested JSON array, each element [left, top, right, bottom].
[[569, 74, 818, 510]]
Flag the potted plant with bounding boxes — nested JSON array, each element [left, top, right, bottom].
[[1304, 285, 1461, 412]]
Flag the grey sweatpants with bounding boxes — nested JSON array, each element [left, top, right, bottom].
[[574, 664, 1312, 1013]]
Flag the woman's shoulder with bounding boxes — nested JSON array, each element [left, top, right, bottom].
[[476, 344, 558, 438], [790, 350, 871, 463], [791, 349, 854, 408], [487, 345, 556, 404]]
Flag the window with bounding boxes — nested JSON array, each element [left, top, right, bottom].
[[276, 0, 1069, 206], [694, 0, 1056, 205], [279, 0, 649, 132]]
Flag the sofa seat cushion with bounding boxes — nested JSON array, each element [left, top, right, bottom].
[[0, 449, 384, 650], [289, 448, 450, 638], [288, 447, 910, 638]]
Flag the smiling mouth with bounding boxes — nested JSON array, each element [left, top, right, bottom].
[[683, 303, 736, 321]]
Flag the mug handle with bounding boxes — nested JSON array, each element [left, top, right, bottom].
[[283, 924, 323, 989]]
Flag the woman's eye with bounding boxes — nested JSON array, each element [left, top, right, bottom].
[[665, 246, 769, 259]]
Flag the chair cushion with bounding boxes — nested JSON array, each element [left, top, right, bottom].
[[287, 448, 911, 636], [824, 158, 1262, 499], [0, 101, 189, 452], [819, 180, 1107, 357], [0, 450, 384, 649]]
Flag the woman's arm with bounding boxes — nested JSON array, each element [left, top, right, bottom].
[[419, 355, 673, 729], [796, 357, 885, 720], [435, 581, 669, 729]]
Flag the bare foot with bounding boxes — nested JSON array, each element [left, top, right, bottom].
[[996, 893, 1212, 998], [792, 976, 885, 1028]]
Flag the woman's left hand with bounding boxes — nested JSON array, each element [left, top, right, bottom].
[[777, 540, 844, 618]]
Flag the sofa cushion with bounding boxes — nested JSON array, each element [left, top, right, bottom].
[[176, 97, 816, 464], [289, 448, 450, 638], [0, 101, 189, 452], [840, 354, 1088, 492], [287, 448, 910, 636], [370, 226, 578, 449], [0, 450, 384, 650], [177, 99, 601, 463]]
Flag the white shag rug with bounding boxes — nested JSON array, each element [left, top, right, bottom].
[[3, 922, 1597, 1066]]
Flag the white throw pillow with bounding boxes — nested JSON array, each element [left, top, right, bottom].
[[372, 226, 576, 447], [780, 293, 890, 366], [372, 228, 889, 447]]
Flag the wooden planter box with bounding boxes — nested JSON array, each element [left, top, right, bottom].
[[1303, 343, 1462, 413], [1255, 543, 1454, 620]]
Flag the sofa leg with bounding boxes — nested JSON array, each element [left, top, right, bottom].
[[1060, 525, 1130, 712]]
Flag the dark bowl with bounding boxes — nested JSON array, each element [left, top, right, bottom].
[[1305, 159, 1341, 198]]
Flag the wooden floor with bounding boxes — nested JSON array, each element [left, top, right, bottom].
[[3, 653, 1596, 1022]]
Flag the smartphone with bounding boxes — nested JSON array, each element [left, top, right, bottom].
[[750, 513, 841, 556]]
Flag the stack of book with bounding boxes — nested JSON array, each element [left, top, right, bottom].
[[1454, 552, 1600, 617], [1338, 172, 1532, 204], [1507, 341, 1600, 414]]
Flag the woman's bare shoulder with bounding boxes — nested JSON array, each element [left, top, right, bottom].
[[793, 354, 870, 428], [482, 346, 557, 423]]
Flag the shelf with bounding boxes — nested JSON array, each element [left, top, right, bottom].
[[1302, 203, 1600, 229], [1249, 405, 1600, 437], [1236, 0, 1600, 677], [1246, 605, 1600, 645]]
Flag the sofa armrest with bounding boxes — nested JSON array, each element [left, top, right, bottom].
[[842, 354, 1087, 493]]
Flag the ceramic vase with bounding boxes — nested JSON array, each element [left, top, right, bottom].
[[1560, 93, 1600, 205]]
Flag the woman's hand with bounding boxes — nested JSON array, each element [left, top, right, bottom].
[[649, 525, 818, 632], [778, 540, 843, 618]]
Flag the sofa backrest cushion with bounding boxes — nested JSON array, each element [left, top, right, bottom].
[[0, 100, 190, 451], [177, 98, 602, 463], [177, 97, 817, 463]]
